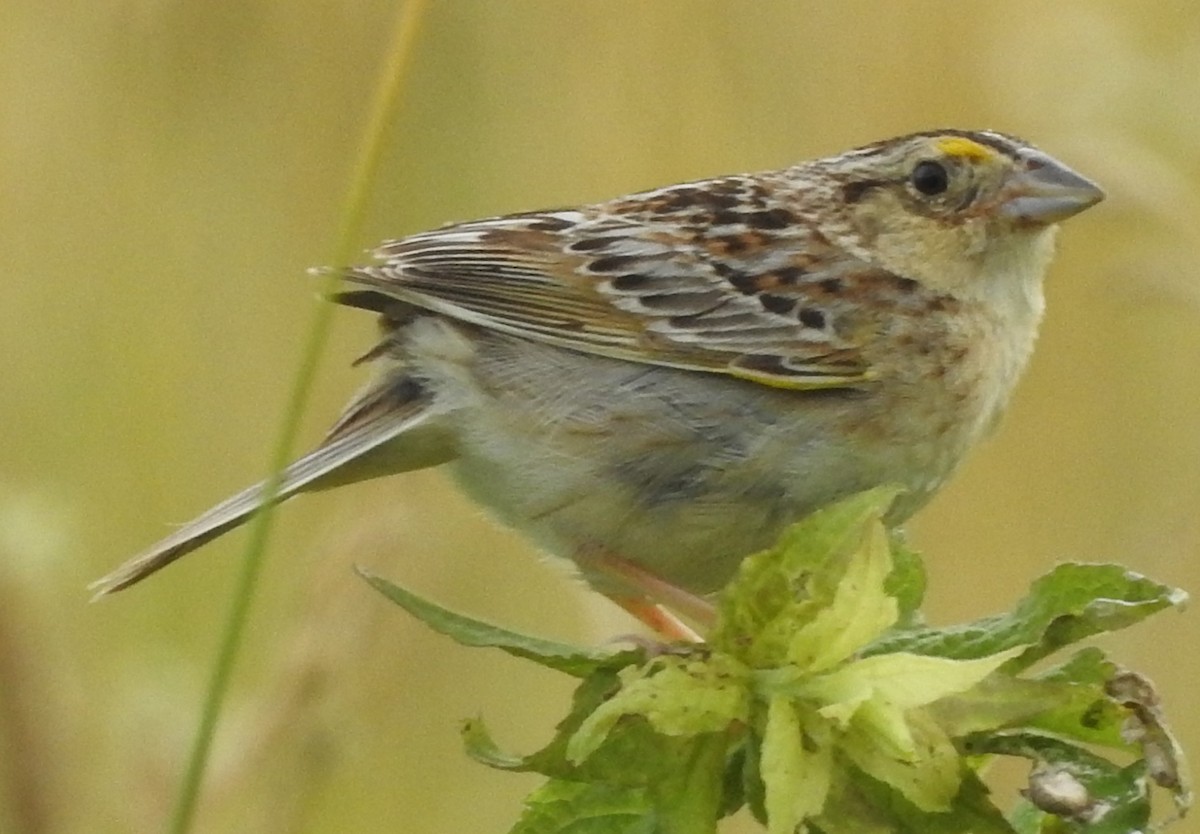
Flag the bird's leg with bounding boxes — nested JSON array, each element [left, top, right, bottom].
[[579, 547, 716, 642], [612, 597, 703, 643]]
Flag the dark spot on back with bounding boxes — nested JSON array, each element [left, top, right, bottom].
[[641, 184, 748, 215], [569, 236, 619, 252], [526, 216, 575, 232], [637, 294, 683, 311], [798, 308, 827, 329], [820, 278, 844, 294], [726, 270, 760, 295], [776, 266, 806, 285], [699, 191, 741, 210], [718, 235, 747, 254], [893, 276, 919, 293], [760, 294, 795, 315], [589, 254, 641, 273], [636, 292, 722, 318], [657, 188, 703, 211], [609, 273, 654, 291], [709, 208, 794, 230], [713, 232, 769, 254], [745, 208, 794, 229]]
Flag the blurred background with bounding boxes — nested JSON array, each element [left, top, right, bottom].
[[2, 1, 1198, 831]]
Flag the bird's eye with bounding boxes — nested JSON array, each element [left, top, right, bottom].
[[910, 160, 950, 196]]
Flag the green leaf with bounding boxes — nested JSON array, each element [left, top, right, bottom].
[[794, 649, 1024, 723], [359, 567, 642, 677], [761, 695, 832, 834], [462, 717, 530, 770], [939, 771, 1022, 834], [469, 663, 745, 820], [737, 729, 768, 825], [369, 487, 1189, 834], [510, 780, 655, 834], [567, 654, 750, 764], [569, 718, 730, 792], [924, 673, 1110, 746], [506, 729, 732, 834], [866, 563, 1186, 666], [840, 707, 963, 813], [717, 740, 750, 820], [886, 531, 928, 627], [509, 726, 733, 834], [710, 485, 903, 667], [1034, 646, 1114, 687], [465, 666, 637, 782], [644, 730, 731, 834], [819, 769, 1018, 834], [786, 519, 898, 673], [926, 648, 1138, 754]]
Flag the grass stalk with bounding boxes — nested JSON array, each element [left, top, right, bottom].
[[166, 3, 431, 831]]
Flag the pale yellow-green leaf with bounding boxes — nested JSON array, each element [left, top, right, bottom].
[[744, 599, 819, 673], [711, 486, 903, 668], [788, 519, 898, 673], [814, 698, 866, 729], [797, 648, 1024, 718], [566, 655, 750, 764], [840, 707, 962, 812], [762, 695, 832, 834], [846, 696, 917, 761]]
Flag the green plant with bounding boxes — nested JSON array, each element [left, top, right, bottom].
[[366, 488, 1190, 834]]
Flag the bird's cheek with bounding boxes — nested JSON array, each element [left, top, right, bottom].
[[850, 211, 883, 248], [961, 221, 993, 259]]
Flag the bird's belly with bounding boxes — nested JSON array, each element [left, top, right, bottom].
[[431, 335, 978, 596]]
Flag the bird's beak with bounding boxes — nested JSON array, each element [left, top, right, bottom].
[[998, 149, 1105, 225]]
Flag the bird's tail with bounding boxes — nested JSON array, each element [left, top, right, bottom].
[[90, 374, 447, 597]]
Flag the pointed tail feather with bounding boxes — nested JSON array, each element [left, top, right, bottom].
[[90, 384, 439, 597]]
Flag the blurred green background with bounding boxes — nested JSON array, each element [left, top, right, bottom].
[[2, 1, 1198, 832]]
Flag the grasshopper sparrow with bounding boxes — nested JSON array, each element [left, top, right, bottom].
[[94, 130, 1103, 635]]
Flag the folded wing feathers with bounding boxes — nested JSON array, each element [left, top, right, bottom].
[[333, 212, 870, 387]]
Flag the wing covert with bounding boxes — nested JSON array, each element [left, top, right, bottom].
[[329, 178, 880, 389]]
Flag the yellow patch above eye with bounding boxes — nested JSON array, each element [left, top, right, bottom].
[[933, 137, 994, 162]]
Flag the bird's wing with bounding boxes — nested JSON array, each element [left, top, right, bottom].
[[329, 175, 886, 390]]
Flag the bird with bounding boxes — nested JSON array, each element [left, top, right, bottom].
[[92, 129, 1104, 637]]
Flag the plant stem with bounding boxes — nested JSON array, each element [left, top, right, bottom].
[[166, 3, 430, 831]]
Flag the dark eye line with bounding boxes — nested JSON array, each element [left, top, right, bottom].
[[842, 171, 945, 204], [841, 179, 888, 204], [842, 161, 978, 207]]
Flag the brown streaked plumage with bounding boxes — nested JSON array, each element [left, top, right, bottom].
[[93, 130, 1103, 636]]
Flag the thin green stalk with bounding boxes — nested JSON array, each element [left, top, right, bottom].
[[166, 3, 431, 832]]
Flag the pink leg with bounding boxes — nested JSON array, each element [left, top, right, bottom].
[[580, 548, 717, 641], [613, 597, 703, 643]]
